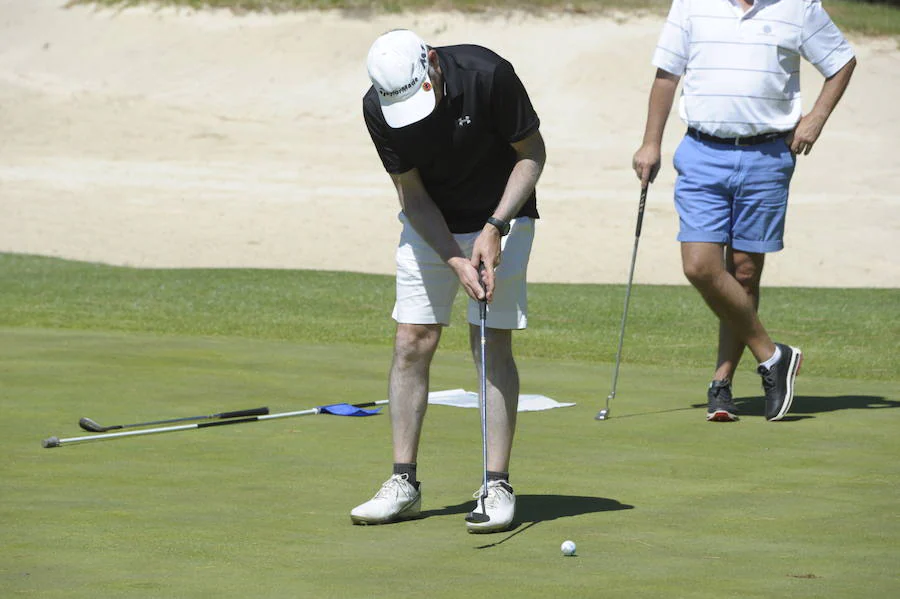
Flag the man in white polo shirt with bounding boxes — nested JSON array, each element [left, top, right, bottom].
[[633, 0, 855, 422]]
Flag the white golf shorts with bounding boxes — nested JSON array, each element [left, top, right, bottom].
[[392, 212, 535, 329]]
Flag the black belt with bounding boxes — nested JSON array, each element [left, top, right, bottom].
[[687, 127, 787, 147]]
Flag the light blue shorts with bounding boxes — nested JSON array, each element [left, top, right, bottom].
[[673, 134, 796, 253]]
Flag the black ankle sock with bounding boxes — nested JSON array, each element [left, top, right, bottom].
[[393, 463, 419, 489], [486, 471, 509, 483]]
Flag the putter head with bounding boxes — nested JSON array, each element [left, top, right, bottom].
[[41, 436, 61, 448], [465, 496, 490, 523], [596, 392, 614, 421], [465, 511, 491, 524]]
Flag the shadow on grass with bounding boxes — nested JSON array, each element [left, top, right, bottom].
[[691, 394, 897, 420], [422, 494, 632, 520], [601, 406, 697, 419], [420, 495, 634, 549]]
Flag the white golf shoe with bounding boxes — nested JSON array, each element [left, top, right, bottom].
[[350, 474, 421, 525], [466, 480, 516, 534]]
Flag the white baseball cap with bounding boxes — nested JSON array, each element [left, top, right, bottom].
[[366, 29, 436, 128]]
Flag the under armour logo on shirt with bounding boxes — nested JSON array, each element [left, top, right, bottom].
[[456, 116, 472, 127]]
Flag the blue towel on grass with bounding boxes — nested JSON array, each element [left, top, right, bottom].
[[318, 403, 382, 417]]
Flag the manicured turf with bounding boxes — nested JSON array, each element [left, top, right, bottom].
[[2, 254, 897, 380], [1, 255, 898, 597]]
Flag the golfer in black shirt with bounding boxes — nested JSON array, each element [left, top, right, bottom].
[[350, 29, 546, 534]]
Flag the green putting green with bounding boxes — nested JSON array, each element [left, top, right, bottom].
[[1, 255, 897, 597]]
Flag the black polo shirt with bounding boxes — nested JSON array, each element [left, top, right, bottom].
[[363, 44, 541, 234]]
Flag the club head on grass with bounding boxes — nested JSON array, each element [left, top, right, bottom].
[[465, 511, 490, 524], [78, 417, 107, 432], [595, 408, 610, 421], [465, 497, 490, 524]]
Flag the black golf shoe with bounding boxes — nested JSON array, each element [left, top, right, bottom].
[[706, 379, 739, 422], [758, 343, 803, 422]]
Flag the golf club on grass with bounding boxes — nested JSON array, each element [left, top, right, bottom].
[[596, 185, 648, 421], [78, 406, 270, 432], [466, 267, 491, 525], [43, 400, 389, 448]]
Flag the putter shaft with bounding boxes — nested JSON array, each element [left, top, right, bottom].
[[467, 267, 491, 523], [597, 186, 648, 421]]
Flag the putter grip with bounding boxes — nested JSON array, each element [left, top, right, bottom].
[[218, 407, 269, 419], [635, 187, 648, 237], [478, 262, 487, 318]]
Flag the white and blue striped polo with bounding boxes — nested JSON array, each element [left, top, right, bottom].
[[653, 0, 855, 137]]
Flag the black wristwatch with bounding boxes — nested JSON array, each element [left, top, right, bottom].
[[486, 216, 510, 236]]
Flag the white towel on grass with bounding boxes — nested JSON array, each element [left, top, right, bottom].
[[426, 389, 575, 412]]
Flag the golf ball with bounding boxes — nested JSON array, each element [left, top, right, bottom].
[[561, 540, 576, 556]]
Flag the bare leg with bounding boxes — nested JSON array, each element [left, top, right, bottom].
[[715, 247, 766, 380], [469, 325, 519, 473], [681, 242, 775, 364], [389, 323, 442, 464]]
